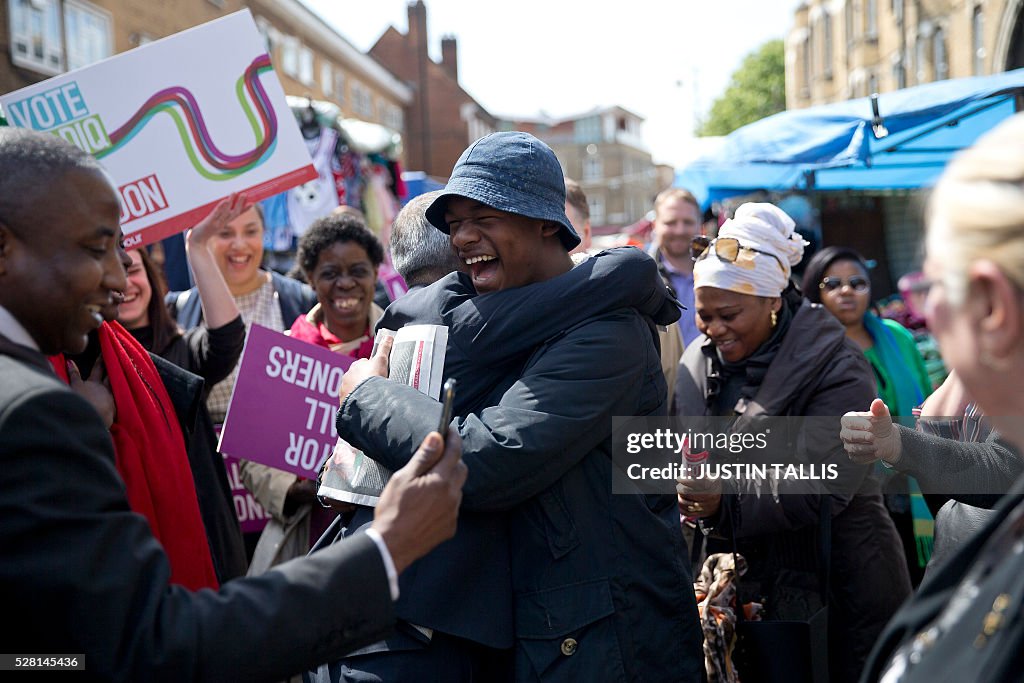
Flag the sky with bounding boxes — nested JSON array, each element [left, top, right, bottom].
[[303, 0, 804, 168]]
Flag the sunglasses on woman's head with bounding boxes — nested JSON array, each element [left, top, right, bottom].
[[819, 275, 870, 293], [690, 235, 786, 274]]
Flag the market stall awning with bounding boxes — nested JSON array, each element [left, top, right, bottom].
[[676, 69, 1024, 208]]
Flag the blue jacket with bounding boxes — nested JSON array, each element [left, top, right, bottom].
[[336, 248, 703, 681]]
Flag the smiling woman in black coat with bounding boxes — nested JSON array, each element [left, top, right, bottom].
[[674, 203, 911, 683]]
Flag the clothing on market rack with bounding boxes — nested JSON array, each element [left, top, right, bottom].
[[287, 127, 342, 239], [262, 107, 405, 259]]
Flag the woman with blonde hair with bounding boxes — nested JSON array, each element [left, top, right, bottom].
[[860, 113, 1024, 681]]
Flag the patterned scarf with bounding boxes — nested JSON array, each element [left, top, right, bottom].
[[694, 552, 762, 682]]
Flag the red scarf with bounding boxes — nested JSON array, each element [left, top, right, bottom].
[[51, 322, 219, 591]]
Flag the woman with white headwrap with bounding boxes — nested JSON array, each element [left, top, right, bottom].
[[674, 203, 911, 683]]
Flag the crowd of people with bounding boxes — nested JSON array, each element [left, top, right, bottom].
[[3, 107, 1024, 683]]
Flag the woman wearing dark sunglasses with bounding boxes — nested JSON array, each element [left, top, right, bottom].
[[675, 204, 911, 683], [803, 246, 935, 587], [802, 247, 933, 420]]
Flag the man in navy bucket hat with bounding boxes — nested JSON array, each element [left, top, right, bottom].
[[327, 131, 703, 682], [425, 131, 581, 252]]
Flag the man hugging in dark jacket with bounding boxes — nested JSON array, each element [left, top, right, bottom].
[[323, 132, 703, 683]]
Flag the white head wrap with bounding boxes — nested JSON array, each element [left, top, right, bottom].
[[693, 203, 808, 297]]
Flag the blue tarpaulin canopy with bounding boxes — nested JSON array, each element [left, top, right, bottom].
[[400, 170, 445, 203], [676, 69, 1024, 209]]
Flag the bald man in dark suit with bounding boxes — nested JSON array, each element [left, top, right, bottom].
[[0, 128, 466, 682]]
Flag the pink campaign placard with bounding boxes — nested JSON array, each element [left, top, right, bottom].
[[213, 423, 267, 533], [219, 324, 353, 481], [223, 453, 270, 534], [378, 262, 408, 301]]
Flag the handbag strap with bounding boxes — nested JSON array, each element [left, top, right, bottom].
[[731, 494, 832, 623]]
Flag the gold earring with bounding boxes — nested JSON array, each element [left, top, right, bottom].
[[771, 310, 778, 328]]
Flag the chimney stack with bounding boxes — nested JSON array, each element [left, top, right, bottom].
[[407, 0, 428, 61], [441, 35, 458, 81]]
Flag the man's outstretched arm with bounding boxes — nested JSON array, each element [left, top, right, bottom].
[[0, 382, 464, 683]]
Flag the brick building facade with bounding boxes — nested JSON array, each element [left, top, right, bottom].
[[369, 0, 497, 179], [1, 0, 410, 135], [787, 0, 1024, 108]]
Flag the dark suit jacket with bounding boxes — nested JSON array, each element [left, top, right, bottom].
[[0, 336, 394, 682]]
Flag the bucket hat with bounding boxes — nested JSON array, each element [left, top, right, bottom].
[[425, 132, 581, 251]]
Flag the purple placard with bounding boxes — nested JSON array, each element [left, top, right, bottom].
[[223, 454, 270, 533], [214, 424, 268, 533], [219, 324, 353, 480]]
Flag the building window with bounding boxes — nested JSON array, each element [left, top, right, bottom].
[[298, 45, 314, 85], [588, 195, 605, 226], [933, 27, 948, 81], [808, 22, 816, 81], [801, 36, 811, 96], [467, 117, 486, 143], [845, 0, 854, 50], [320, 63, 333, 97], [574, 116, 601, 144], [8, 0, 64, 75], [915, 34, 928, 83], [583, 155, 603, 181], [63, 0, 111, 71], [865, 0, 877, 39], [973, 5, 985, 75], [893, 53, 906, 89], [384, 104, 403, 131], [334, 71, 346, 106], [280, 36, 299, 78], [823, 11, 833, 79], [352, 81, 373, 118], [627, 196, 639, 221]]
